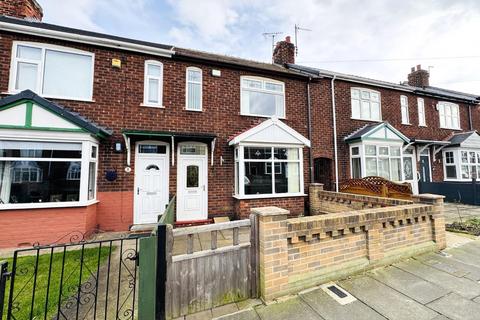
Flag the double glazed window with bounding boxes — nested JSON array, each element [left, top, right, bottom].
[[400, 95, 409, 124], [241, 77, 285, 118], [351, 88, 381, 121], [443, 149, 480, 180], [234, 146, 302, 197], [143, 60, 163, 107], [418, 98, 426, 126], [0, 140, 98, 207], [350, 144, 402, 181], [438, 102, 460, 129], [186, 67, 202, 111], [9, 42, 94, 101]]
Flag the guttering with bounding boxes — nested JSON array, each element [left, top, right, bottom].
[[331, 75, 339, 192], [306, 78, 314, 183], [0, 20, 174, 57]]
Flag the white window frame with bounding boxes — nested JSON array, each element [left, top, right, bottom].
[[185, 66, 203, 111], [240, 76, 286, 118], [349, 142, 404, 181], [233, 144, 304, 199], [437, 101, 460, 130], [400, 95, 410, 124], [0, 130, 99, 210], [443, 148, 480, 181], [142, 60, 164, 108], [350, 87, 382, 121], [417, 98, 426, 127], [8, 41, 95, 102]]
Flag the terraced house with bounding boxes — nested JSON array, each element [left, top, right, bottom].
[[0, 0, 479, 248]]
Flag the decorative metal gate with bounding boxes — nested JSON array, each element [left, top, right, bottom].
[[0, 233, 142, 320]]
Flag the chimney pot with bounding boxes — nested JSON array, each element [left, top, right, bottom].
[[285, 36, 291, 43], [416, 64, 421, 70], [411, 67, 415, 72]]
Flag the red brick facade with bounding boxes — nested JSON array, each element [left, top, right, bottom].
[[0, 0, 43, 20]]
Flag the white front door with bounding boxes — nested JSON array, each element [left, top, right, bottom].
[[177, 143, 208, 222], [134, 142, 169, 224], [402, 148, 418, 194]]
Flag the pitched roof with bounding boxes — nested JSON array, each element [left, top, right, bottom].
[[344, 122, 410, 143], [0, 90, 112, 137], [447, 131, 479, 146]]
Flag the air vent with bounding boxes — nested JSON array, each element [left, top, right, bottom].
[[320, 282, 357, 305]]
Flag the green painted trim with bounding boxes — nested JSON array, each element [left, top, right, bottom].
[[25, 102, 33, 128], [0, 99, 31, 111], [0, 124, 86, 133], [122, 130, 173, 137]]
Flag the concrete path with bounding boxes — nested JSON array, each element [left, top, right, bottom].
[[215, 238, 480, 320], [444, 202, 480, 224]]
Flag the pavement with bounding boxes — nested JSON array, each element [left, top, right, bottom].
[[443, 202, 480, 224]]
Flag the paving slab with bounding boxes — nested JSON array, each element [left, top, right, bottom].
[[254, 297, 322, 320], [211, 304, 239, 318], [369, 266, 450, 304], [236, 299, 263, 310], [415, 253, 480, 281], [214, 309, 259, 320], [185, 309, 213, 320], [300, 286, 386, 320], [395, 259, 480, 299], [474, 296, 480, 303], [427, 293, 480, 320], [339, 276, 438, 320]]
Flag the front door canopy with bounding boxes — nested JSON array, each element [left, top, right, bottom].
[[228, 118, 311, 147], [0, 90, 111, 138], [344, 122, 410, 144]]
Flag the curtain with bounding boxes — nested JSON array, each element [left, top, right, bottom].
[[0, 161, 12, 204], [287, 163, 300, 193]]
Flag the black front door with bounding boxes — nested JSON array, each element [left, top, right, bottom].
[[420, 155, 431, 182]]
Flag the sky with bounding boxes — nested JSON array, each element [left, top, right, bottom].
[[38, 0, 480, 94]]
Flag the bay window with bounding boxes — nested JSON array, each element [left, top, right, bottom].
[[443, 149, 480, 181], [234, 145, 303, 198], [9, 42, 94, 101], [350, 144, 403, 181], [0, 139, 98, 208], [438, 102, 460, 129], [240, 76, 285, 118], [351, 88, 381, 121]]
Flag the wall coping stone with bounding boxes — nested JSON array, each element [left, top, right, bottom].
[[251, 206, 290, 216]]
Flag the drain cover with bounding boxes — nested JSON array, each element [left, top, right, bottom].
[[320, 282, 357, 305]]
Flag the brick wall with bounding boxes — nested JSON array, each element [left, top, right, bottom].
[[0, 0, 43, 20], [253, 192, 446, 301]]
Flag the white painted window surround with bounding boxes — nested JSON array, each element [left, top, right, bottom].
[[351, 88, 381, 121], [9, 42, 94, 101], [400, 95, 410, 124], [437, 101, 460, 130], [417, 98, 426, 126], [143, 60, 163, 107], [186, 67, 202, 111], [443, 149, 480, 181], [240, 76, 285, 118]]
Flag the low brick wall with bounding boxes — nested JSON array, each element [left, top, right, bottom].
[[309, 183, 413, 215], [254, 193, 446, 301]]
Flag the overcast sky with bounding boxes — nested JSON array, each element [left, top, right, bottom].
[[38, 0, 480, 94]]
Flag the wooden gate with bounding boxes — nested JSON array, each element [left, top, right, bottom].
[[165, 216, 258, 319]]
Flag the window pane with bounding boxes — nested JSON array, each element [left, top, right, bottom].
[[243, 90, 281, 116], [371, 102, 380, 120], [0, 160, 80, 204], [186, 165, 199, 188], [371, 92, 379, 102], [274, 148, 298, 160], [403, 148, 413, 155], [265, 82, 283, 92], [361, 91, 370, 99], [187, 69, 201, 82], [43, 50, 93, 99], [445, 152, 454, 164], [244, 147, 271, 160], [351, 147, 360, 156], [17, 45, 42, 60], [365, 157, 377, 176], [461, 151, 468, 163], [461, 165, 469, 179], [361, 101, 370, 119], [378, 158, 390, 179], [244, 162, 272, 194], [351, 89, 360, 99], [187, 82, 201, 110], [391, 147, 400, 156], [391, 158, 401, 181], [0, 141, 82, 158], [365, 145, 376, 156], [243, 79, 262, 89], [403, 157, 414, 180], [139, 144, 166, 154], [470, 152, 476, 163], [379, 147, 389, 156], [275, 162, 299, 193], [16, 62, 38, 91], [148, 64, 162, 76], [351, 99, 360, 118], [148, 78, 159, 103], [352, 158, 361, 178], [180, 145, 206, 155], [88, 162, 96, 200], [446, 165, 457, 179]]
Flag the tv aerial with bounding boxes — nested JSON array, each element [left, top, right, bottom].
[[295, 24, 312, 56], [262, 31, 283, 61]]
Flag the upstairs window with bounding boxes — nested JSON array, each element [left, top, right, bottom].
[[9, 42, 94, 101], [186, 67, 202, 111], [418, 98, 426, 126], [438, 102, 460, 129], [143, 60, 163, 107], [241, 76, 285, 118], [400, 95, 409, 124], [351, 88, 381, 121]]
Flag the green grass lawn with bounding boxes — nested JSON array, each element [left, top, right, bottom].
[[2, 245, 113, 320]]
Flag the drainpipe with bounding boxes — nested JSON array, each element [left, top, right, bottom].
[[307, 77, 314, 183], [331, 75, 339, 192], [468, 104, 473, 131]]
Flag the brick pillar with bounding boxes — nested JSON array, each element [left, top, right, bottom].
[[415, 194, 446, 250], [309, 183, 324, 215], [366, 222, 384, 262], [252, 206, 289, 301]]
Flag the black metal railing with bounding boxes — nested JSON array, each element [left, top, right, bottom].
[[2, 235, 141, 320]]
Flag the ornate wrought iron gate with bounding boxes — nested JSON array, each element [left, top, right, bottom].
[[0, 234, 142, 320]]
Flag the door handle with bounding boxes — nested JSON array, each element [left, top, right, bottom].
[[416, 172, 421, 182], [137, 187, 140, 195], [203, 185, 206, 191]]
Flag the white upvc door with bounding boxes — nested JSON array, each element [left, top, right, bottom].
[[402, 149, 418, 194], [134, 142, 169, 224], [177, 143, 208, 222]]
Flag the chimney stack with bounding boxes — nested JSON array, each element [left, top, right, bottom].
[[272, 36, 295, 65], [0, 0, 43, 21], [407, 64, 429, 87]]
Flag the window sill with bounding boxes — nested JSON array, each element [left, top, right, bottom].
[[350, 117, 382, 123], [232, 193, 307, 200], [0, 199, 99, 211], [140, 103, 165, 108], [240, 113, 286, 120], [185, 108, 203, 112], [419, 125, 427, 127], [3, 91, 95, 103], [401, 122, 411, 126], [440, 127, 462, 131]]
